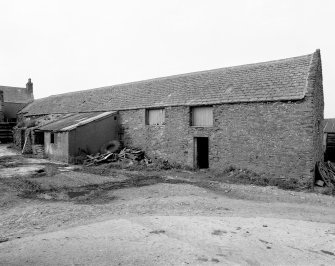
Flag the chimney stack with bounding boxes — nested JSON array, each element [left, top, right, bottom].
[[26, 78, 33, 95]]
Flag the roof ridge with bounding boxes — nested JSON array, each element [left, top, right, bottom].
[[41, 52, 313, 100], [303, 49, 321, 96]]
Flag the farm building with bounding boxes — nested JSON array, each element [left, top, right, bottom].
[[17, 112, 119, 162], [324, 119, 335, 162], [0, 79, 34, 122], [0, 79, 34, 142], [17, 50, 323, 184]]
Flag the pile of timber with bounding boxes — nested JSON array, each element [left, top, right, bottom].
[[84, 147, 151, 166], [316, 161, 335, 188]]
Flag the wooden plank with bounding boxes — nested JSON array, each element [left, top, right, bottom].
[[148, 109, 165, 125], [192, 106, 213, 127]]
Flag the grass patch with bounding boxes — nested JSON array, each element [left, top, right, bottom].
[[82, 162, 309, 192]]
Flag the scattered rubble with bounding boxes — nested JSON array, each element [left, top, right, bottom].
[[84, 147, 151, 166]]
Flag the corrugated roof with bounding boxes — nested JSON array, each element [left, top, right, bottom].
[[37, 111, 115, 132], [324, 119, 335, 133], [0, 86, 33, 103], [21, 51, 316, 116]]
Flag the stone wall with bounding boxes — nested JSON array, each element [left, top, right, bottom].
[[212, 100, 316, 182], [307, 50, 324, 166], [119, 96, 321, 184]]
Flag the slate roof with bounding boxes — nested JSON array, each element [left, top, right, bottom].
[[0, 86, 33, 104], [324, 119, 335, 133], [37, 111, 115, 132], [21, 51, 316, 116]]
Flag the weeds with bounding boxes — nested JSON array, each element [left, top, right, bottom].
[[81, 157, 193, 175], [212, 165, 306, 191]]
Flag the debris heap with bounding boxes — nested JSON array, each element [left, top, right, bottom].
[[84, 147, 151, 166], [316, 161, 335, 188]]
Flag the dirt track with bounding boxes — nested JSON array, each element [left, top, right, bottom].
[[1, 144, 335, 265]]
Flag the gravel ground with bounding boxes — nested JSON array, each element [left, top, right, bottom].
[[1, 144, 335, 265]]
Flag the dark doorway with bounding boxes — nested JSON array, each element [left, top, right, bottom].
[[35, 132, 44, 145], [325, 133, 335, 162], [194, 137, 209, 169], [50, 133, 55, 144]]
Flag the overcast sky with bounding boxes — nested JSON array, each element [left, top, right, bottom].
[[1, 0, 334, 117]]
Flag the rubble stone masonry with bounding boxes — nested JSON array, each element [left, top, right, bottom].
[[118, 52, 323, 184]]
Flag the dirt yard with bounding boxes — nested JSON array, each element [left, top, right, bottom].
[[1, 144, 335, 265]]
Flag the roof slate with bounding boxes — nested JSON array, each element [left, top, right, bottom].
[[37, 111, 115, 132], [0, 86, 33, 104], [21, 52, 314, 116]]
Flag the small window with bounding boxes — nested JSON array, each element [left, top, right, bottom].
[[50, 133, 55, 144], [146, 108, 165, 125], [191, 106, 213, 127]]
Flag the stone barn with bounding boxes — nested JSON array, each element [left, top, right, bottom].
[[18, 50, 324, 184]]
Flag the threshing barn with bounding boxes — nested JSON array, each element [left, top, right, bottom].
[[17, 50, 324, 184]]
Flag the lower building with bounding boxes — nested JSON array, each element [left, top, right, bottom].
[[35, 112, 118, 162]]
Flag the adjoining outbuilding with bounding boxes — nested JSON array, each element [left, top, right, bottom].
[[324, 119, 335, 162], [34, 111, 118, 162], [17, 50, 324, 185]]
